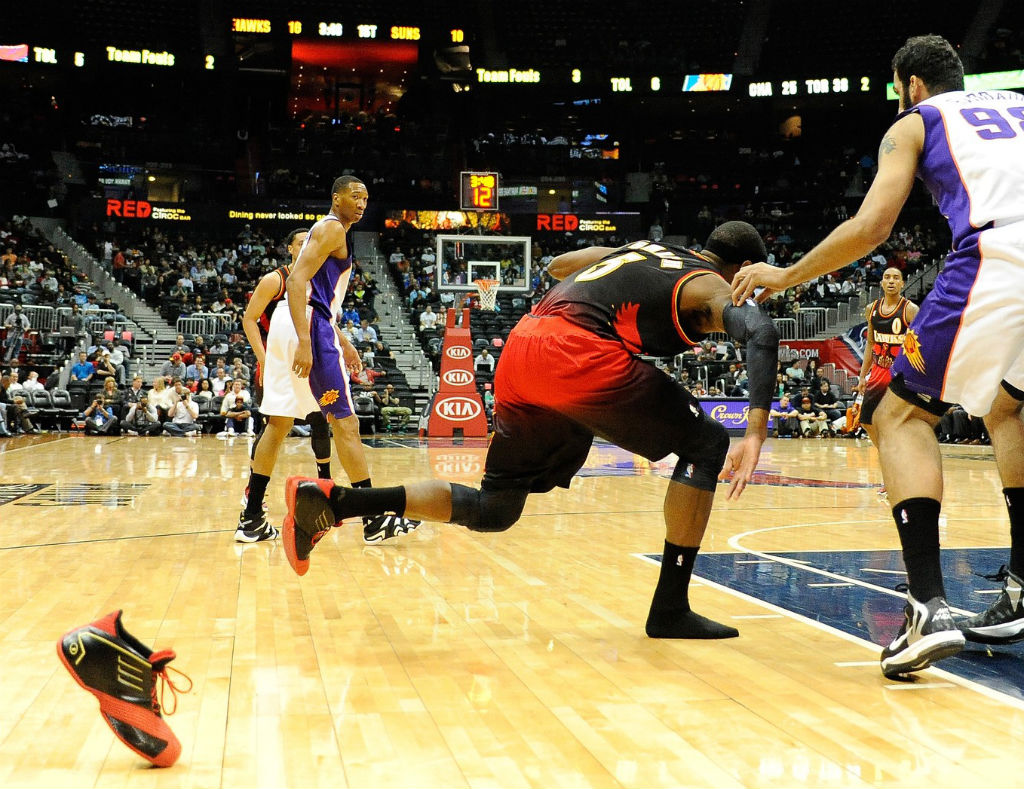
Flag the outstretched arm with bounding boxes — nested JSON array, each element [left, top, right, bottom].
[[731, 113, 924, 304], [681, 276, 780, 499]]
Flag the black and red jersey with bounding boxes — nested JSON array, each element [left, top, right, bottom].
[[868, 297, 910, 370], [255, 263, 292, 348], [533, 240, 724, 356]]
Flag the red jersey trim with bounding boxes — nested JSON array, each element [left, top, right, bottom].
[[272, 265, 291, 302], [671, 270, 718, 347]]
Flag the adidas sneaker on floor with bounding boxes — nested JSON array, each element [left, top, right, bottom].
[[363, 514, 420, 544], [880, 586, 964, 679], [958, 566, 1024, 644], [234, 512, 279, 543], [57, 610, 191, 767]]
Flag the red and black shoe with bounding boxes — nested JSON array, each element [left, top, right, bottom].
[[57, 610, 191, 768], [283, 476, 339, 576]]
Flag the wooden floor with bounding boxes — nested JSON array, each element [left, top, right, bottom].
[[0, 430, 1020, 788]]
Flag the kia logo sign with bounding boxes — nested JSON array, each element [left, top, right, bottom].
[[443, 369, 473, 386], [446, 346, 471, 359], [435, 396, 482, 421]]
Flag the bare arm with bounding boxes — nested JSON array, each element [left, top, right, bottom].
[[286, 220, 347, 378], [856, 302, 875, 392], [241, 271, 284, 381], [732, 113, 924, 303], [546, 247, 616, 281], [905, 300, 920, 324], [682, 275, 778, 499]]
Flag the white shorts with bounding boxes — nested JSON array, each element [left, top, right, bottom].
[[894, 222, 1024, 416], [260, 301, 323, 420]]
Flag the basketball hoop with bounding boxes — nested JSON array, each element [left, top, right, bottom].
[[473, 279, 500, 311]]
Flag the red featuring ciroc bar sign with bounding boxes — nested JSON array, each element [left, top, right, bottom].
[[429, 308, 488, 437], [536, 213, 578, 231], [106, 199, 152, 218]]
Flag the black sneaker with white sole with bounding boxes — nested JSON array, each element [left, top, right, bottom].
[[363, 514, 420, 544], [234, 512, 279, 543], [958, 566, 1024, 644], [880, 585, 964, 679]]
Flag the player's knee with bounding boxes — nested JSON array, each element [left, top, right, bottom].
[[672, 417, 729, 491], [449, 484, 527, 532], [306, 410, 330, 440]]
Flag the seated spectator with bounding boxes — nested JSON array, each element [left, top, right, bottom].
[[229, 356, 250, 383], [797, 396, 830, 437], [195, 378, 216, 401], [355, 319, 378, 345], [210, 368, 231, 395], [148, 376, 176, 422], [161, 352, 186, 382], [770, 394, 800, 437], [419, 305, 438, 331], [106, 340, 128, 385], [92, 350, 118, 384], [186, 354, 209, 382], [218, 393, 252, 437], [377, 384, 412, 429], [83, 395, 118, 436], [162, 389, 200, 436], [101, 377, 123, 413], [21, 371, 43, 391], [813, 379, 843, 425], [785, 360, 806, 383], [475, 348, 496, 374], [70, 351, 95, 383]]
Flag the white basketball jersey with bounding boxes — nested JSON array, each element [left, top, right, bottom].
[[910, 89, 1024, 250]]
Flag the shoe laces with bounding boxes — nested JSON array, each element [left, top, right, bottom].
[[975, 564, 1010, 583], [151, 661, 193, 716]]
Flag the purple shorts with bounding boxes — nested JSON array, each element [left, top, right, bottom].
[[307, 311, 355, 419]]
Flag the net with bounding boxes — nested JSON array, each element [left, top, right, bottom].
[[473, 279, 500, 311]]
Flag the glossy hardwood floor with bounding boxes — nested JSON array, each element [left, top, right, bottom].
[[0, 430, 1019, 788]]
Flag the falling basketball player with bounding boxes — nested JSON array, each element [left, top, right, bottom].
[[282, 176, 418, 544], [732, 35, 1024, 678], [285, 221, 779, 641], [854, 266, 918, 495]]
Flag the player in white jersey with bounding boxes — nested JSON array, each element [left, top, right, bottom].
[[732, 35, 1024, 677]]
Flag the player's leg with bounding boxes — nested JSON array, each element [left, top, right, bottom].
[[306, 410, 332, 479], [327, 413, 369, 483], [960, 383, 1024, 643], [236, 414, 292, 542]]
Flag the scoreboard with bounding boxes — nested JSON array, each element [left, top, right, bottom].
[[460, 172, 499, 211]]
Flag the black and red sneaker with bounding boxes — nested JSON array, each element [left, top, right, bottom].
[[57, 611, 191, 767], [283, 476, 340, 576]]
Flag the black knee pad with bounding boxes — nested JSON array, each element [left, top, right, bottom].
[[670, 417, 730, 491], [306, 411, 331, 459], [450, 484, 528, 532]]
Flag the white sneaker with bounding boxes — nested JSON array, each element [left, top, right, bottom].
[[227, 428, 236, 436]]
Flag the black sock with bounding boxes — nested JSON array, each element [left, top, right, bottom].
[[329, 479, 406, 520], [316, 460, 331, 479], [244, 473, 270, 519], [646, 542, 738, 639], [1005, 488, 1024, 577], [893, 497, 945, 600]]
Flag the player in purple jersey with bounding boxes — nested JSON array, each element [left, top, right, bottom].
[[733, 35, 1024, 678], [285, 176, 418, 544]]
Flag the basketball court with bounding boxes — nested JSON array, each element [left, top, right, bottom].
[[0, 433, 1020, 787]]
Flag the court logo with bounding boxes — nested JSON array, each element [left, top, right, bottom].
[[446, 346, 471, 360], [318, 389, 340, 407], [435, 396, 482, 421], [443, 369, 473, 386], [902, 329, 926, 374]]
